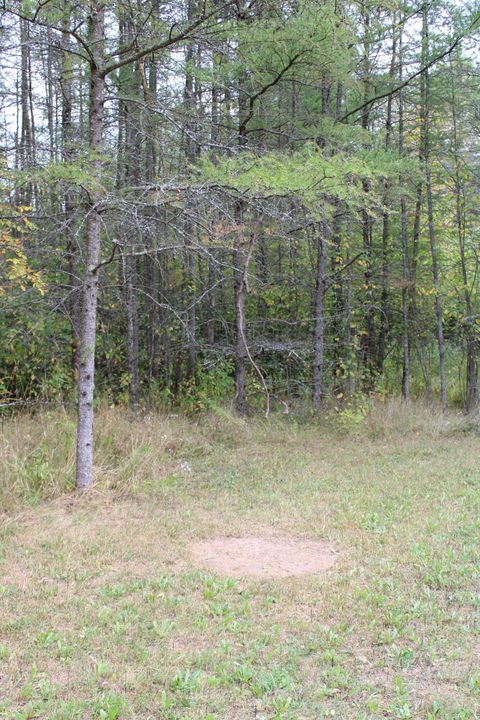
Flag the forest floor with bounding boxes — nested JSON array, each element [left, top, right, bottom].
[[0, 401, 479, 719]]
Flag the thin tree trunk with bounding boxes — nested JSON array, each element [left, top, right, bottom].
[[186, 240, 197, 379], [377, 27, 396, 373], [145, 46, 159, 380], [234, 200, 248, 415], [206, 250, 216, 345], [126, 253, 139, 408], [331, 203, 345, 399], [360, 3, 376, 385], [362, 202, 376, 382], [344, 248, 354, 397], [75, 3, 105, 491], [312, 222, 328, 410], [450, 59, 477, 412], [116, 12, 142, 409], [409, 183, 422, 351], [332, 78, 345, 399], [234, 1, 250, 414], [398, 22, 409, 399], [45, 29, 55, 160], [234, 271, 248, 415], [19, 17, 33, 205], [61, 6, 79, 377], [183, 0, 198, 380], [421, 3, 447, 410], [125, 37, 142, 409]]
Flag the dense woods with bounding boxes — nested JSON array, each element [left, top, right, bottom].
[[1, 0, 480, 487]]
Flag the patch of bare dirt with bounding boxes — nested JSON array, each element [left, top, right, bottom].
[[190, 536, 337, 579]]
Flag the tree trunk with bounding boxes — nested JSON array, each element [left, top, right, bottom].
[[75, 3, 105, 491], [409, 182, 422, 366], [377, 27, 396, 373], [400, 202, 410, 400], [421, 4, 447, 410], [126, 253, 139, 409], [18, 17, 34, 205], [361, 202, 376, 383], [360, 3, 376, 385], [312, 222, 328, 410], [145, 47, 159, 380], [234, 1, 251, 414], [234, 262, 248, 415], [183, 0, 198, 380], [450, 59, 478, 412], [206, 251, 216, 345], [185, 238, 197, 379], [398, 22, 409, 399], [234, 198, 248, 415], [125, 36, 142, 408], [344, 249, 354, 397], [61, 6, 80, 377]]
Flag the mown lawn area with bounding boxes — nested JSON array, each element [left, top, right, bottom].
[[0, 404, 479, 719]]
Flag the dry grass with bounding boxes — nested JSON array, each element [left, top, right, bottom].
[[0, 401, 479, 719], [362, 398, 469, 439], [0, 405, 212, 512]]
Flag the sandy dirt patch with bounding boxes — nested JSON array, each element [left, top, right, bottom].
[[190, 536, 337, 579]]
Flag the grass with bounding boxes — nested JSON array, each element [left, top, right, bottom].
[[0, 400, 479, 719]]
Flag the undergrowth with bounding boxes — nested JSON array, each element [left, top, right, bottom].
[[0, 398, 475, 512]]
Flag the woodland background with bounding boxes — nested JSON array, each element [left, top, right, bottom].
[[1, 0, 480, 421]]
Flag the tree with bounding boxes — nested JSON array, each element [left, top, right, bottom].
[[2, 0, 480, 435], [5, 0, 235, 488]]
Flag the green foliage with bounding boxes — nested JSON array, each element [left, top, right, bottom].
[[200, 142, 413, 217], [2, 0, 479, 415], [93, 693, 127, 720], [173, 360, 235, 413]]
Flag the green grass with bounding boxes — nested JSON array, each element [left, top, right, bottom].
[[0, 401, 479, 718]]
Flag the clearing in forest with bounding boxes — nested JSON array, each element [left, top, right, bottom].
[[0, 403, 479, 719]]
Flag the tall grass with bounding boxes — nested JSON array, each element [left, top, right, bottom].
[[0, 398, 473, 513], [362, 397, 469, 439]]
